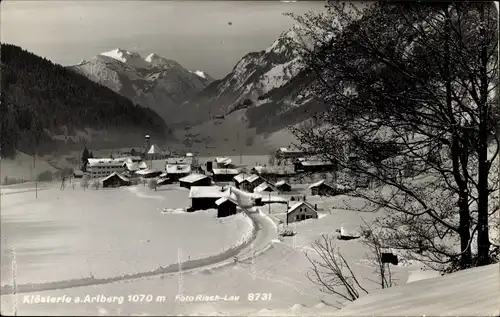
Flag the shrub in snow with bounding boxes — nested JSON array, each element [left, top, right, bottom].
[[279, 226, 297, 237]]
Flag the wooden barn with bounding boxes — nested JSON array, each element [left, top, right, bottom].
[[215, 196, 239, 218], [102, 172, 130, 188], [166, 163, 192, 181], [275, 180, 292, 192], [179, 174, 212, 189], [188, 186, 230, 211], [308, 180, 337, 196], [253, 182, 276, 193], [233, 173, 247, 188], [211, 168, 240, 182], [286, 201, 318, 224], [242, 174, 266, 193]]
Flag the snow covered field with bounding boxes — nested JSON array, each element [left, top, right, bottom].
[[1, 183, 254, 287]]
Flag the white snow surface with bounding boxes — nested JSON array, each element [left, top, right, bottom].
[[0, 184, 253, 285], [336, 263, 499, 316]]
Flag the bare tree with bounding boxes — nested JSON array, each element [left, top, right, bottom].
[[80, 175, 90, 191], [288, 2, 498, 271], [148, 178, 158, 191], [305, 235, 369, 308], [359, 220, 395, 289], [91, 179, 101, 190]]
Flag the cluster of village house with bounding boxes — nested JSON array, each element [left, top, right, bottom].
[[75, 143, 350, 221]]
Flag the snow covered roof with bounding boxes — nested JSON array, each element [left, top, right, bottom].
[[252, 165, 295, 175], [275, 180, 290, 186], [101, 172, 129, 182], [245, 174, 262, 183], [179, 174, 209, 183], [166, 164, 191, 174], [87, 158, 124, 167], [308, 179, 335, 189], [335, 263, 500, 316], [147, 144, 162, 154], [253, 182, 275, 193], [300, 160, 334, 166], [215, 157, 232, 165], [138, 161, 148, 169], [287, 201, 316, 214], [233, 173, 247, 183], [159, 172, 168, 178], [212, 168, 240, 175], [189, 186, 229, 198], [215, 196, 239, 206], [124, 162, 140, 171], [135, 168, 160, 175], [186, 152, 194, 157]]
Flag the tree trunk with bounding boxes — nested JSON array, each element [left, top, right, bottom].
[[476, 2, 491, 266], [444, 5, 472, 268]]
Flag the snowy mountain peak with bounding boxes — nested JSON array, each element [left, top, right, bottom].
[[100, 48, 148, 69], [193, 70, 207, 79], [144, 53, 181, 68]]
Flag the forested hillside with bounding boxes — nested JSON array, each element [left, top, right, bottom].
[[0, 44, 171, 158]]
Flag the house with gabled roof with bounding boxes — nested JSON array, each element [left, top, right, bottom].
[[286, 201, 318, 223], [275, 180, 292, 192], [179, 174, 212, 189], [215, 196, 240, 218], [253, 182, 276, 193], [102, 172, 130, 188], [188, 186, 231, 211], [241, 174, 266, 193]]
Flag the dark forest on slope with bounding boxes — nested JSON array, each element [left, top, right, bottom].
[[0, 44, 171, 159]]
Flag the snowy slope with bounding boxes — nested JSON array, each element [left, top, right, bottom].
[[69, 49, 214, 122], [335, 263, 499, 316]]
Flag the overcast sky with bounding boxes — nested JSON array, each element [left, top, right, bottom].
[[1, 1, 326, 78]]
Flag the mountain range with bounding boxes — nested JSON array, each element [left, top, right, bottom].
[[68, 28, 324, 154], [69, 49, 214, 122]]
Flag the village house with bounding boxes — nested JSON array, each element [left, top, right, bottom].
[[241, 174, 266, 192], [102, 172, 131, 188], [166, 163, 192, 181], [275, 180, 292, 192], [211, 168, 240, 182], [86, 158, 126, 178], [308, 179, 337, 196], [215, 196, 240, 218], [233, 173, 247, 188], [188, 186, 230, 211], [275, 147, 309, 160], [253, 182, 276, 193], [214, 157, 234, 168], [179, 174, 212, 189], [294, 158, 336, 173], [286, 201, 318, 223], [135, 168, 163, 179]]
